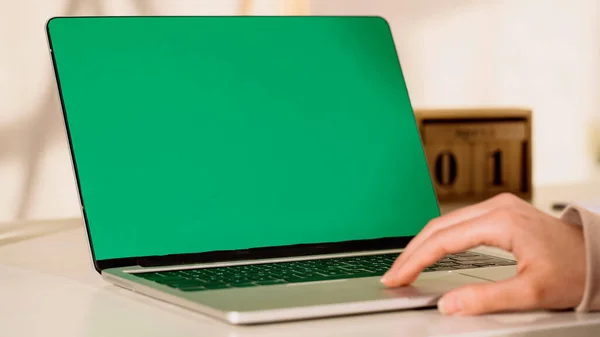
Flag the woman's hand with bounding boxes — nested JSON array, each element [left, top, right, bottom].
[[381, 193, 586, 316]]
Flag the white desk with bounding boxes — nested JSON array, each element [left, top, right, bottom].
[[2, 183, 600, 337]]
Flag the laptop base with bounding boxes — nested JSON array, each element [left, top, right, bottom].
[[103, 253, 516, 325]]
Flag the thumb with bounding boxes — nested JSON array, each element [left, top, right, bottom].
[[437, 276, 537, 315]]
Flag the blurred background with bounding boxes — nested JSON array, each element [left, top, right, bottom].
[[1, 0, 599, 224]]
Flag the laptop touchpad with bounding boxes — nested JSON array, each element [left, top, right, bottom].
[[459, 266, 518, 282], [188, 273, 488, 312]]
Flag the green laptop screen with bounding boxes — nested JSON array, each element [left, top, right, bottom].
[[47, 16, 439, 261]]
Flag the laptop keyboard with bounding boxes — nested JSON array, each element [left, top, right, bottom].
[[133, 252, 515, 292]]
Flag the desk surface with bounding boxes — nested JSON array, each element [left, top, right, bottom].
[[2, 183, 600, 337]]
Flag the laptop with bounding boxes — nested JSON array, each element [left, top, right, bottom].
[[46, 16, 517, 325]]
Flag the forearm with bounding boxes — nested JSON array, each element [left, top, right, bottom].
[[561, 206, 600, 311]]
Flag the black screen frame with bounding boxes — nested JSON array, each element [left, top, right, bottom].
[[97, 236, 415, 271]]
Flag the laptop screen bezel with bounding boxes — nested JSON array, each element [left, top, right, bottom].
[[95, 236, 417, 272], [46, 15, 439, 273]]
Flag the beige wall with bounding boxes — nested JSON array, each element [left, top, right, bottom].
[[0, 0, 281, 224], [1, 0, 599, 223], [313, 0, 600, 184]]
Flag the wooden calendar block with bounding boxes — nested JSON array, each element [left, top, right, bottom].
[[414, 108, 532, 202]]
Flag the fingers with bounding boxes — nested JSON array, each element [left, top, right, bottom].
[[389, 194, 519, 270], [437, 276, 537, 315], [382, 209, 515, 286]]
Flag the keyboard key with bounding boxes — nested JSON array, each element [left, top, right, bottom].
[[255, 280, 286, 286], [170, 281, 206, 288], [292, 275, 339, 283], [317, 271, 352, 278], [452, 252, 480, 257], [344, 272, 378, 279], [493, 260, 517, 266], [339, 268, 374, 274], [452, 264, 479, 269], [449, 255, 496, 262], [231, 282, 256, 288], [454, 259, 496, 265]]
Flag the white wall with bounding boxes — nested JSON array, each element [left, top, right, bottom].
[[1, 0, 599, 223]]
